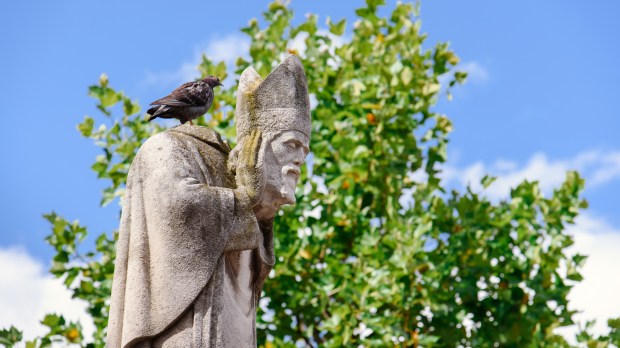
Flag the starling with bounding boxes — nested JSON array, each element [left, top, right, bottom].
[[147, 76, 223, 125]]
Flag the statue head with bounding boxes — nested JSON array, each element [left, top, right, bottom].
[[230, 55, 311, 213]]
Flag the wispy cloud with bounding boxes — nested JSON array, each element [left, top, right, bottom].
[[438, 60, 490, 96], [459, 61, 490, 85], [0, 247, 94, 344], [143, 33, 250, 88], [587, 151, 620, 186], [442, 150, 620, 200]]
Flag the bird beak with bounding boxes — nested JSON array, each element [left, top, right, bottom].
[[218, 82, 223, 87]]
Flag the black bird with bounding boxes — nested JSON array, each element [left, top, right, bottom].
[[147, 76, 223, 125]]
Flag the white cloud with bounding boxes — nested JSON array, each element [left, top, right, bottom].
[[205, 33, 251, 66], [442, 150, 620, 200], [556, 213, 620, 339], [143, 33, 250, 88], [0, 247, 94, 345]]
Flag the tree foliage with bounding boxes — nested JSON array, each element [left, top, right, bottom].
[[2, 1, 619, 347]]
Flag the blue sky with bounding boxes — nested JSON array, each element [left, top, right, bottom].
[[1, 0, 619, 340]]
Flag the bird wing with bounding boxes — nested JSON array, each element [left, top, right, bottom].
[[150, 81, 213, 107]]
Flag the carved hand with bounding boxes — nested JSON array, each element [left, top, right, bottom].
[[235, 129, 264, 207]]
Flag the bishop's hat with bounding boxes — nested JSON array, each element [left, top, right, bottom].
[[235, 55, 311, 140]]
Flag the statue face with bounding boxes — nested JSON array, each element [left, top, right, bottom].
[[262, 130, 310, 206]]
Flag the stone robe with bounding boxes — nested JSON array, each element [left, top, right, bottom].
[[106, 125, 274, 348]]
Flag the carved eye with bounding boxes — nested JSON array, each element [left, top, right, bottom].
[[286, 142, 297, 151]]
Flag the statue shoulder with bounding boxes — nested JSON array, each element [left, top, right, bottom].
[[137, 126, 229, 157], [168, 125, 231, 154], [135, 131, 183, 162], [131, 126, 232, 184]]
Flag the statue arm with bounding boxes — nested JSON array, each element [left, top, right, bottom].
[[180, 177, 261, 252], [139, 132, 261, 253]]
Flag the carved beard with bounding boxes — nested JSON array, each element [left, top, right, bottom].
[[255, 139, 300, 209], [279, 164, 300, 204]]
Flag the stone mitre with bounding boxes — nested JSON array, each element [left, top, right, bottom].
[[235, 54, 311, 139]]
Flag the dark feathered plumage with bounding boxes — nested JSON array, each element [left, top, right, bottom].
[[147, 76, 223, 125]]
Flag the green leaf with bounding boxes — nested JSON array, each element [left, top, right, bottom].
[[91, 160, 108, 178], [100, 89, 122, 108], [41, 314, 63, 328], [352, 145, 370, 159], [573, 253, 588, 267], [80, 280, 95, 294], [481, 175, 497, 188], [88, 85, 103, 99], [401, 66, 413, 85], [366, 0, 386, 11], [123, 99, 141, 116], [268, 1, 286, 11], [0, 326, 23, 347], [328, 18, 346, 36], [77, 116, 94, 137]]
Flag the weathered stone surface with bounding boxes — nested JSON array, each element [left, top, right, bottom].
[[106, 55, 311, 348]]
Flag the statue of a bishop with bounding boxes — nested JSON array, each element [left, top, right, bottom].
[[106, 55, 311, 348]]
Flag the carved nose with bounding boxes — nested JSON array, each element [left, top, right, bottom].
[[293, 158, 303, 166]]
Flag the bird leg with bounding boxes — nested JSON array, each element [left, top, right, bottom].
[[189, 120, 194, 126]]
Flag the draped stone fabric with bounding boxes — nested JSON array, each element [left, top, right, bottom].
[[106, 124, 275, 348]]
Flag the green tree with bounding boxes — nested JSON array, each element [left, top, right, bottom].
[[2, 1, 619, 347]]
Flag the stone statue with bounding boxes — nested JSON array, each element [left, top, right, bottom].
[[106, 55, 311, 348]]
